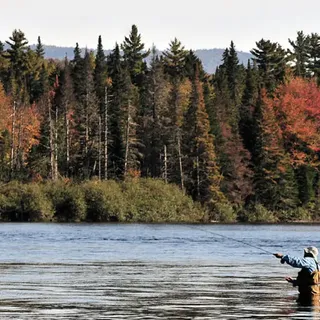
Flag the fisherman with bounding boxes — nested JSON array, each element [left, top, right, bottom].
[[274, 247, 320, 305]]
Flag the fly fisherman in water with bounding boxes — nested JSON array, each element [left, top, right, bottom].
[[274, 247, 320, 305]]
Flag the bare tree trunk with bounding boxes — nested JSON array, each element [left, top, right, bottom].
[[65, 111, 70, 176], [177, 131, 184, 193], [48, 97, 55, 180], [85, 93, 89, 156], [124, 100, 131, 177], [196, 155, 200, 199], [104, 86, 108, 180], [10, 100, 16, 179], [85, 93, 89, 176], [163, 144, 168, 183], [98, 115, 102, 180], [54, 106, 58, 180], [16, 114, 22, 171]]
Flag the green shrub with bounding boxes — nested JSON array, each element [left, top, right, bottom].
[[20, 184, 54, 221], [83, 180, 126, 222], [210, 202, 236, 223], [122, 178, 205, 223], [43, 181, 86, 222], [277, 207, 312, 222], [247, 204, 277, 223], [0, 181, 53, 221]]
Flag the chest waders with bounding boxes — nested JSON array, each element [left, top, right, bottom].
[[296, 260, 320, 296]]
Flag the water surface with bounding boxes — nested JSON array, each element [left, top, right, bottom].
[[0, 223, 319, 319]]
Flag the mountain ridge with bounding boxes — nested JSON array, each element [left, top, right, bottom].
[[28, 44, 252, 74]]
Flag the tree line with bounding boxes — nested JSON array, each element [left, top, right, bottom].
[[1, 26, 320, 221]]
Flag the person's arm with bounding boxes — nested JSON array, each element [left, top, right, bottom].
[[281, 255, 313, 269], [274, 253, 314, 268]]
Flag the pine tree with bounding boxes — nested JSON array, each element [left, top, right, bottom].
[[93, 36, 108, 179], [0, 41, 9, 86], [94, 35, 107, 105], [253, 91, 299, 210], [288, 31, 310, 78], [185, 50, 205, 80], [107, 44, 133, 178], [239, 60, 259, 154], [307, 33, 320, 80], [5, 29, 29, 95], [225, 41, 242, 105], [121, 25, 150, 86], [36, 36, 45, 58], [163, 38, 188, 79], [251, 39, 289, 92], [139, 48, 171, 178], [70, 50, 99, 179], [71, 43, 84, 101]]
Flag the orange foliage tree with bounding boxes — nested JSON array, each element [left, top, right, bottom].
[[8, 103, 41, 168], [267, 78, 320, 166], [0, 84, 11, 135]]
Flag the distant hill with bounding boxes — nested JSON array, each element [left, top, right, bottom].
[[29, 45, 252, 74]]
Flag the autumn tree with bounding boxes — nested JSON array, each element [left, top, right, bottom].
[[0, 84, 12, 180], [183, 67, 224, 203], [253, 90, 299, 210], [268, 78, 320, 204]]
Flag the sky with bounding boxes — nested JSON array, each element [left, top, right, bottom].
[[1, 0, 320, 52]]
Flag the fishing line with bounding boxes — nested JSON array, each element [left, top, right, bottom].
[[190, 225, 274, 255]]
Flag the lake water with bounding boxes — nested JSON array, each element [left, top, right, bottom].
[[0, 223, 319, 319]]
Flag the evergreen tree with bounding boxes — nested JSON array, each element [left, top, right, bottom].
[[288, 31, 310, 78], [163, 38, 188, 79], [35, 36, 45, 58], [183, 67, 224, 203], [107, 44, 133, 178], [94, 35, 107, 106], [139, 48, 171, 178], [5, 29, 29, 95], [121, 25, 150, 85], [0, 41, 9, 85], [185, 50, 205, 80], [71, 43, 84, 101], [73, 50, 99, 179], [225, 41, 243, 105], [251, 39, 289, 92], [239, 60, 259, 154], [307, 33, 320, 80], [253, 92, 299, 210]]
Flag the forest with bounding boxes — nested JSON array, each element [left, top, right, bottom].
[[0, 26, 320, 223]]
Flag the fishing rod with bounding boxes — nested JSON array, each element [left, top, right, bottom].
[[191, 225, 274, 255]]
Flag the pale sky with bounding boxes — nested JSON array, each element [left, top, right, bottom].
[[1, 0, 319, 52]]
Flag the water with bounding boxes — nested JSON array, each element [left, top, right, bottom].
[[0, 223, 319, 319]]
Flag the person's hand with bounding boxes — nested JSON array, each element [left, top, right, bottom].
[[273, 253, 283, 259], [285, 277, 294, 283]]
